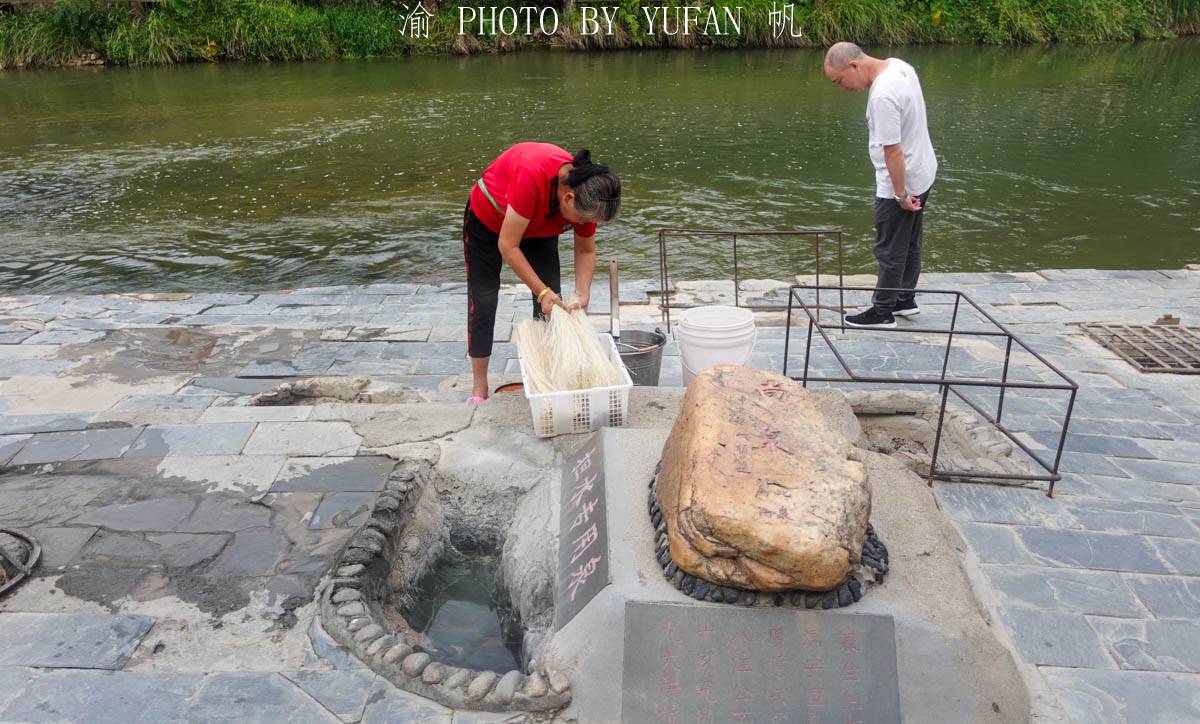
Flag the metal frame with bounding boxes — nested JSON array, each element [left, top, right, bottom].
[[0, 528, 41, 597], [657, 227, 844, 331], [784, 285, 1079, 497], [1080, 323, 1200, 374]]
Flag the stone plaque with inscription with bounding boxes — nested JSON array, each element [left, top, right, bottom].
[[621, 601, 901, 724], [555, 432, 611, 629]]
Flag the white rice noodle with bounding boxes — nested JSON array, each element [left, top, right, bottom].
[[515, 302, 623, 394]]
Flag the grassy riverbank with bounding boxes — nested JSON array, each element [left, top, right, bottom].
[[1, 0, 1198, 68]]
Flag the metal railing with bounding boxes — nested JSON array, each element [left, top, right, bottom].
[[784, 284, 1079, 497], [656, 227, 844, 331]]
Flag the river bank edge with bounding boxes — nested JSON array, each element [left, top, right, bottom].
[[3, 0, 1198, 71]]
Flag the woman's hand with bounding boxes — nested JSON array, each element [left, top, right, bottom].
[[540, 289, 563, 317], [566, 292, 590, 313]]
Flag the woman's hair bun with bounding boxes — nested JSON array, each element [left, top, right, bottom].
[[571, 148, 594, 168]]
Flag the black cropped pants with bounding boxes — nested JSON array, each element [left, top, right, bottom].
[[463, 204, 561, 359]]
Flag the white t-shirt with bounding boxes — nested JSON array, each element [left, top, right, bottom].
[[866, 58, 937, 198]]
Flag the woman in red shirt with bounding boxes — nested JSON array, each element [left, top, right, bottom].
[[463, 143, 622, 403]]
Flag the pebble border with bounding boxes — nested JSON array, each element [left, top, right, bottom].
[[648, 465, 889, 609], [317, 466, 572, 713]]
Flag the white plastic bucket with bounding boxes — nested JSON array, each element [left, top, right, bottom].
[[675, 305, 757, 386]]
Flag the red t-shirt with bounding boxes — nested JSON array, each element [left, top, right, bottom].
[[469, 142, 598, 239]]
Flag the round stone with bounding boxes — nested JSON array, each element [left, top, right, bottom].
[[374, 497, 399, 512], [709, 588, 724, 603], [358, 528, 387, 545], [354, 624, 384, 643], [341, 548, 375, 565], [350, 538, 382, 554], [337, 565, 365, 577], [522, 672, 549, 698], [820, 592, 837, 610], [664, 562, 678, 578], [771, 593, 785, 607], [680, 575, 696, 595], [837, 584, 853, 607], [337, 602, 366, 618], [547, 670, 570, 695], [401, 652, 432, 676], [692, 582, 710, 600], [849, 577, 863, 601], [347, 617, 370, 633], [366, 635, 392, 656], [467, 671, 499, 700], [494, 670, 523, 704], [789, 591, 805, 607], [740, 592, 757, 606], [332, 588, 361, 604], [367, 518, 398, 533], [444, 668, 472, 690], [803, 592, 821, 609], [383, 643, 412, 665], [421, 662, 446, 684]]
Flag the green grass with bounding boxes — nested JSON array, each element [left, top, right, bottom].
[[2, 0, 1198, 69]]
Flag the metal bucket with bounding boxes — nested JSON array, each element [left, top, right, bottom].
[[616, 328, 667, 386]]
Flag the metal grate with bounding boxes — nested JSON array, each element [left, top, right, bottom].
[[1081, 323, 1200, 374]]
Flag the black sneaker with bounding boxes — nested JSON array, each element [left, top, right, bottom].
[[844, 308, 897, 329], [894, 298, 920, 317]]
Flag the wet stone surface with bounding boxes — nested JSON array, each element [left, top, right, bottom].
[[0, 271, 1198, 721]]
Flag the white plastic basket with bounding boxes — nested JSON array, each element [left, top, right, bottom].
[[518, 334, 634, 438]]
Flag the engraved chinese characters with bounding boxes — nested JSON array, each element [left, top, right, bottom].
[[622, 602, 901, 723], [657, 366, 871, 591], [555, 433, 611, 628]]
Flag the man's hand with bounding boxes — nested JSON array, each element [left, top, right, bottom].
[[539, 290, 563, 317], [899, 193, 923, 212], [566, 292, 590, 313]]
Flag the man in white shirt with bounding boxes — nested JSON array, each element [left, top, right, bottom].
[[824, 42, 938, 328]]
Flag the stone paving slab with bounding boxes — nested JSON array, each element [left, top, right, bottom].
[[0, 433, 30, 465], [1088, 617, 1200, 673], [270, 456, 395, 493], [11, 427, 143, 465], [282, 669, 381, 722], [308, 492, 375, 530], [126, 422, 257, 458], [979, 565, 1147, 618], [73, 497, 197, 531], [0, 669, 204, 723], [0, 413, 92, 436], [361, 686, 452, 724], [998, 607, 1114, 668], [154, 454, 287, 497], [31, 525, 99, 568], [183, 672, 341, 722], [0, 613, 154, 669], [1041, 667, 1200, 723], [243, 421, 362, 456]]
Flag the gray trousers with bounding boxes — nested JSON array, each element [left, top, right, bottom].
[[871, 188, 931, 313]]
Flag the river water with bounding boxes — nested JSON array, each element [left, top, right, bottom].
[[2, 41, 1197, 293]]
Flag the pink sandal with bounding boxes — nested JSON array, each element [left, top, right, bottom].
[[466, 395, 487, 406]]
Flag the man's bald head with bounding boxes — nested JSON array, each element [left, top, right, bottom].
[[824, 42, 865, 71], [824, 42, 877, 92]]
